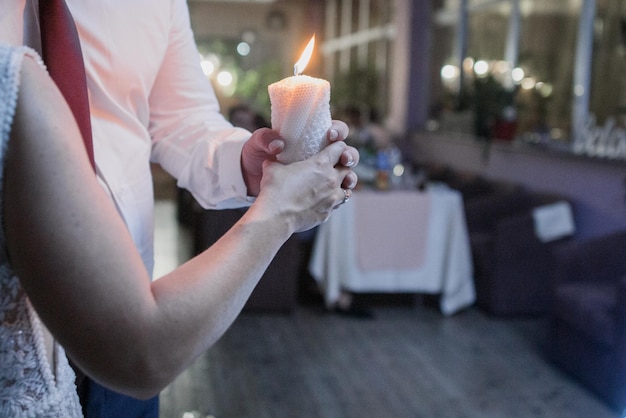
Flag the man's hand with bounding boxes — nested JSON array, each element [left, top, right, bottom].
[[241, 120, 359, 197]]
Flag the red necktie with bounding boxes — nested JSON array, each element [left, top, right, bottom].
[[39, 0, 95, 170]]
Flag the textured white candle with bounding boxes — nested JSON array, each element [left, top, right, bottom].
[[268, 75, 332, 164]]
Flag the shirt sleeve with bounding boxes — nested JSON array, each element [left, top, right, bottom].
[[148, 0, 254, 209]]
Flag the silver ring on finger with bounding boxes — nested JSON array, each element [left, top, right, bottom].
[[341, 188, 352, 205]]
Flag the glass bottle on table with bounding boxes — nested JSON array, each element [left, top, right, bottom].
[[375, 149, 390, 190]]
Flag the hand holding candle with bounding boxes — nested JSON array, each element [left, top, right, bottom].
[[268, 35, 332, 164]]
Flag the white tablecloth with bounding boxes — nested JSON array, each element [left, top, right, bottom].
[[309, 187, 475, 316]]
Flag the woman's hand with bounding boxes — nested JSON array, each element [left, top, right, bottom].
[[250, 141, 356, 235], [241, 120, 359, 196]]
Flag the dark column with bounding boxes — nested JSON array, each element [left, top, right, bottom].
[[406, 1, 434, 133]]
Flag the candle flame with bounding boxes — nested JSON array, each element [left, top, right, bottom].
[[294, 35, 315, 76]]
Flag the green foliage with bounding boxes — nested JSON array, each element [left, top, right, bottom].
[[331, 66, 382, 112], [195, 38, 284, 121], [234, 60, 282, 121], [471, 75, 517, 139]]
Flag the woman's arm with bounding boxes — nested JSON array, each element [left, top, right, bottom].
[[4, 56, 351, 399]]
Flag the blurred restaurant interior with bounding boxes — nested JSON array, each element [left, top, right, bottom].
[[155, 0, 626, 417]]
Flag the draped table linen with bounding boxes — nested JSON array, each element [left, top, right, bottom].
[[309, 187, 475, 316]]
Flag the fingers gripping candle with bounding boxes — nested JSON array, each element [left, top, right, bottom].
[[268, 35, 332, 164]]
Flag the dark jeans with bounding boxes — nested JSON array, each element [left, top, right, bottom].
[[80, 378, 159, 418]]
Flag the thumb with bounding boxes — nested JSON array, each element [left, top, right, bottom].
[[247, 128, 284, 157]]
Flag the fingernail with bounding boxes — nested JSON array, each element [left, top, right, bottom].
[[329, 129, 339, 140], [269, 139, 283, 152], [343, 152, 354, 167]]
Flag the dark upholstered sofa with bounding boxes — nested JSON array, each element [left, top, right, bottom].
[[425, 165, 574, 316], [465, 189, 573, 315], [548, 231, 626, 410], [177, 188, 302, 313], [192, 207, 302, 313]]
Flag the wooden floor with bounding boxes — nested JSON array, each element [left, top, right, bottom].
[[153, 199, 619, 418], [159, 304, 618, 418]]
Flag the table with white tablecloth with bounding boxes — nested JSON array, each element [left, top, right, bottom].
[[309, 187, 475, 316]]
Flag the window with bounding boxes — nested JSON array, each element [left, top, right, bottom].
[[589, 0, 626, 130], [431, 0, 625, 157], [321, 0, 395, 119]]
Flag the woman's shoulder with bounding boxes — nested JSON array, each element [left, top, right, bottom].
[[0, 43, 44, 76], [0, 44, 44, 152]]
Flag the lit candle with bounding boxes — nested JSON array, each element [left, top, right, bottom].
[[268, 35, 332, 164]]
